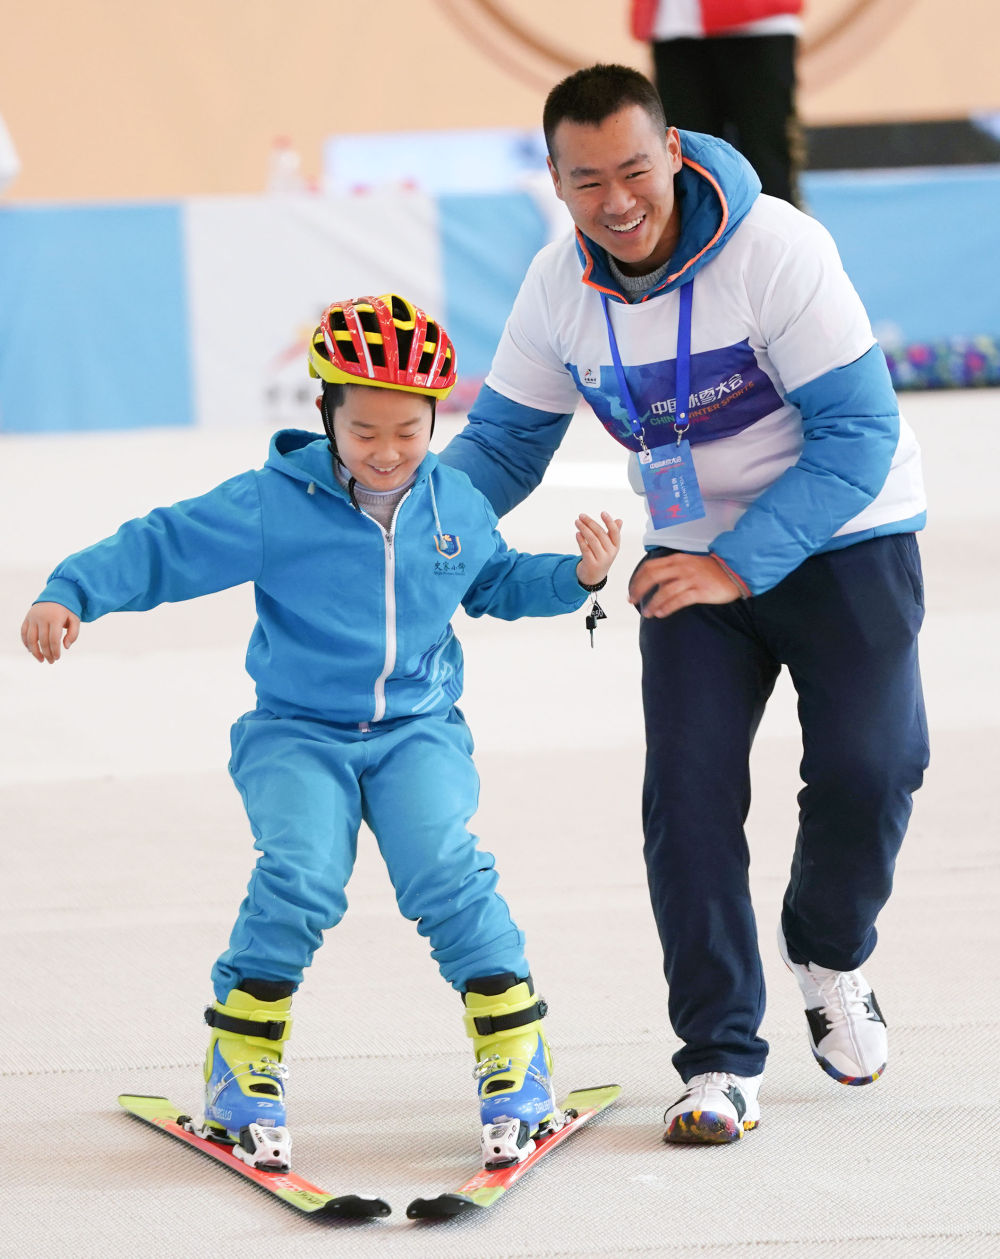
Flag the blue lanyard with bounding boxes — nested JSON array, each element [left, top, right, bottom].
[[600, 279, 694, 449]]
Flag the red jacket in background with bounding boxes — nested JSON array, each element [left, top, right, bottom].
[[631, 0, 802, 40]]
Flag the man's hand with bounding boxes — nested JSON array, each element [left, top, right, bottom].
[[21, 602, 80, 663], [575, 511, 623, 587], [628, 553, 743, 618]]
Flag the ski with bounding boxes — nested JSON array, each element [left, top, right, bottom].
[[118, 1094, 390, 1220], [406, 1083, 621, 1218]]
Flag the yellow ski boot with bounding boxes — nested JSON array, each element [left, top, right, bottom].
[[195, 984, 293, 1170], [463, 973, 564, 1168]]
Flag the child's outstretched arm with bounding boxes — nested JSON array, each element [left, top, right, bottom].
[[575, 512, 623, 588], [21, 602, 80, 664], [462, 505, 624, 622]]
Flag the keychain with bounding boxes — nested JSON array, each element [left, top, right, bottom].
[[585, 597, 607, 647]]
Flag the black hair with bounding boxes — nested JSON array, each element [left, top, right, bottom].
[[543, 63, 667, 165]]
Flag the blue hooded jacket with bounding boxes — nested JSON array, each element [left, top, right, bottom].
[[37, 431, 589, 724]]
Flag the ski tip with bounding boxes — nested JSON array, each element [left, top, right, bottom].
[[318, 1195, 392, 1219], [406, 1192, 479, 1220]]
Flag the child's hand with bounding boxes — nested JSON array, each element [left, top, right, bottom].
[[575, 511, 623, 587], [21, 602, 80, 663]]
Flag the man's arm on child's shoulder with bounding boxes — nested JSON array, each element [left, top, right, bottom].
[[440, 384, 575, 518]]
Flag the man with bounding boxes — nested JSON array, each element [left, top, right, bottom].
[[441, 64, 928, 1144]]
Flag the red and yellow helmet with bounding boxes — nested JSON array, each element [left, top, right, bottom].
[[308, 293, 457, 400]]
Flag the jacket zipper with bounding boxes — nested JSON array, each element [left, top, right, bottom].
[[368, 490, 411, 724]]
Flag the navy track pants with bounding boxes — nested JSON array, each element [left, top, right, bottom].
[[638, 534, 929, 1080]]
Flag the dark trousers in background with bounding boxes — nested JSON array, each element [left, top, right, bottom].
[[651, 34, 802, 206], [638, 534, 929, 1080]]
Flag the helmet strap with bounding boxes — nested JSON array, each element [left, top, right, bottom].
[[319, 386, 338, 454], [320, 387, 361, 511]]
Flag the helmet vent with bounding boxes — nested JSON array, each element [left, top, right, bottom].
[[395, 327, 414, 369], [358, 307, 388, 368], [328, 309, 360, 364], [417, 323, 441, 376]]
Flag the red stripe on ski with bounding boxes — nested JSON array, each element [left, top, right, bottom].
[[118, 1094, 390, 1219], [149, 1111, 331, 1200]]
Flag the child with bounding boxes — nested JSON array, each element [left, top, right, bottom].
[[21, 293, 622, 1173]]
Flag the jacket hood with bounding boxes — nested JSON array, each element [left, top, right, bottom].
[[264, 428, 439, 493], [576, 129, 761, 303]]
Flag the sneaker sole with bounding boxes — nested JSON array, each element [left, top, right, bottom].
[[664, 1111, 758, 1145], [814, 1051, 886, 1086]]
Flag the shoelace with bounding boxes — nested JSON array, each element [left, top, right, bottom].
[[665, 1071, 745, 1121], [811, 967, 870, 1028], [474, 1053, 548, 1089], [209, 1055, 289, 1105], [698, 1071, 741, 1089]]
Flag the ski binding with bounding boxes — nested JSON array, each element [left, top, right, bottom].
[[407, 1083, 620, 1218], [118, 1093, 390, 1219]]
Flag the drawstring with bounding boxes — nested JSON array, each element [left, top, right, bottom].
[[428, 476, 445, 542]]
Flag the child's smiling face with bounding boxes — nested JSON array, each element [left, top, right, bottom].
[[332, 386, 433, 492]]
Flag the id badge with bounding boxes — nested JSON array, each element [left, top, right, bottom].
[[637, 440, 706, 529]]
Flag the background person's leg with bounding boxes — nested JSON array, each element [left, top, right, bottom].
[[711, 33, 801, 205], [650, 38, 725, 137]]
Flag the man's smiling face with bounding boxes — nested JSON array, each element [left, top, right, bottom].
[[548, 104, 683, 277]]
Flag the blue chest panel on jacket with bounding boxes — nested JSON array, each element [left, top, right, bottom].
[[568, 340, 783, 451]]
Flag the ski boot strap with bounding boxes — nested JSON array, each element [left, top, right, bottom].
[[464, 998, 548, 1039], [204, 1007, 288, 1041], [463, 975, 548, 1041]]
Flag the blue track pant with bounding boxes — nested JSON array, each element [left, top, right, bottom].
[[212, 706, 527, 1001], [638, 534, 929, 1080]]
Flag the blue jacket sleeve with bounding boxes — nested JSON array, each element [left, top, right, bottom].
[[36, 473, 264, 619], [709, 345, 900, 595], [461, 498, 588, 621], [438, 383, 575, 518]]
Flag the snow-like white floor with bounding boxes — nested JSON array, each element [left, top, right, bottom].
[[2, 392, 998, 1257]]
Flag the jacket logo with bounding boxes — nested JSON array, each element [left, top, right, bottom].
[[434, 532, 461, 558], [581, 366, 599, 387], [650, 372, 748, 418]]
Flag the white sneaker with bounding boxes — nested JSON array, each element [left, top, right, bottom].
[[778, 925, 887, 1085], [663, 1071, 762, 1144]]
